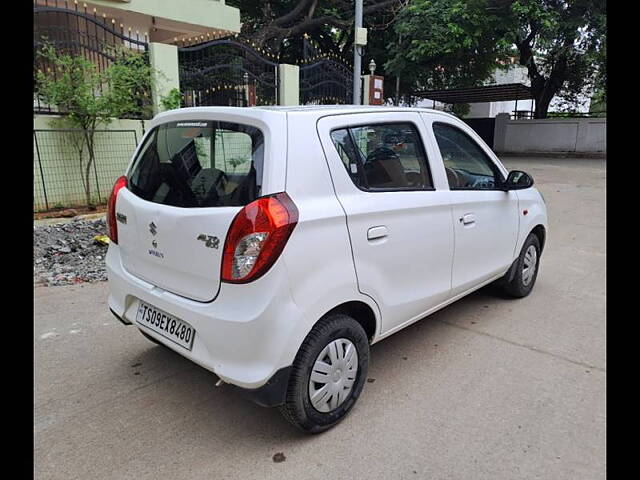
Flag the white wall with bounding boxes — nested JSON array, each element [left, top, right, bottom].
[[467, 99, 535, 118], [493, 113, 606, 153], [467, 102, 492, 118]]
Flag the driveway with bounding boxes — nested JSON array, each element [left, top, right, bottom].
[[34, 156, 606, 480]]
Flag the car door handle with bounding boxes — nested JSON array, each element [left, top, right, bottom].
[[367, 226, 388, 240], [460, 213, 476, 225]]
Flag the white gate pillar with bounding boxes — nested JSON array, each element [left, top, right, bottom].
[[278, 64, 299, 106], [149, 42, 180, 115]]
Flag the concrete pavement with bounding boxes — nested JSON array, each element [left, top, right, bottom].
[[34, 156, 605, 480]]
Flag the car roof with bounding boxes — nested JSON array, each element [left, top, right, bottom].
[[253, 105, 459, 118], [149, 105, 457, 129], [253, 105, 430, 113]]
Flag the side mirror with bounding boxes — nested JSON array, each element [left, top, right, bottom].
[[503, 170, 534, 190]]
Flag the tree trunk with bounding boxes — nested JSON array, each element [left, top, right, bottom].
[[83, 129, 96, 208], [531, 76, 565, 119], [73, 132, 87, 201], [519, 33, 569, 120], [533, 91, 553, 119]]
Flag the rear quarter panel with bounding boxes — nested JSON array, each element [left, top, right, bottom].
[[281, 111, 382, 338]]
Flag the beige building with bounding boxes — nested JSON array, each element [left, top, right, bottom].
[[35, 0, 240, 45], [35, 0, 243, 116]]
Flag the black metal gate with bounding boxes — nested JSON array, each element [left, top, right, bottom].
[[178, 39, 278, 107], [300, 58, 353, 105], [34, 2, 150, 117]]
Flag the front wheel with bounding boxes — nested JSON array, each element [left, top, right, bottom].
[[498, 233, 541, 298], [278, 314, 370, 433]]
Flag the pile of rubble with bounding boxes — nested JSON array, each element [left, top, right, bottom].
[[34, 217, 110, 286]]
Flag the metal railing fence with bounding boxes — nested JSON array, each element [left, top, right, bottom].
[[34, 129, 138, 211]]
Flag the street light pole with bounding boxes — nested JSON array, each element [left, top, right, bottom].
[[353, 0, 363, 105], [395, 32, 402, 105]]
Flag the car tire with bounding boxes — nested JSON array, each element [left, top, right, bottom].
[[499, 232, 541, 298], [278, 313, 370, 433]]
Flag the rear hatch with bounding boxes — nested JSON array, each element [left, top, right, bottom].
[[116, 119, 267, 302]]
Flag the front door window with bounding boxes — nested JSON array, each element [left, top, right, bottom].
[[432, 123, 503, 190]]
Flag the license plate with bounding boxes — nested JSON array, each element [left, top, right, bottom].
[[136, 301, 195, 351]]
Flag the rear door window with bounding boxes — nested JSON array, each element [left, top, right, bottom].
[[128, 121, 264, 207], [330, 123, 433, 191]]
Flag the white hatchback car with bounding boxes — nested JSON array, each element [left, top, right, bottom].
[[106, 106, 547, 432]]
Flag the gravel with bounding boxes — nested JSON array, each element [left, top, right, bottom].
[[34, 218, 109, 286]]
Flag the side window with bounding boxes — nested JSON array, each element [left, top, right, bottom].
[[330, 129, 362, 188], [330, 123, 433, 191], [432, 123, 503, 190]]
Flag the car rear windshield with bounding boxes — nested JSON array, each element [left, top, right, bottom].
[[127, 120, 264, 207]]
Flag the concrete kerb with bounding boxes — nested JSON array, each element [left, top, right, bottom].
[[34, 212, 107, 227], [497, 151, 606, 159]]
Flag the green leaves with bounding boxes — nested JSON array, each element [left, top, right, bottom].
[[384, 0, 605, 115], [160, 88, 182, 112], [385, 0, 510, 98], [105, 46, 154, 119], [35, 44, 156, 205], [36, 44, 153, 127], [36, 45, 104, 128]]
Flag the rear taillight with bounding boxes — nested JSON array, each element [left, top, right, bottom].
[[107, 176, 128, 244], [221, 192, 298, 284]]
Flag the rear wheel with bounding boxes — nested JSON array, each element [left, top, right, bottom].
[[279, 314, 369, 433], [499, 233, 541, 298]]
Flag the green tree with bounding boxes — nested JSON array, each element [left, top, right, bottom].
[[385, 0, 606, 117], [448, 103, 471, 117], [589, 86, 606, 116], [160, 88, 182, 111], [35, 45, 153, 207], [226, 0, 404, 61], [510, 0, 605, 118], [383, 0, 512, 105]]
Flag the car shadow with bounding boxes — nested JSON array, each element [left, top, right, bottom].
[[124, 283, 518, 441], [124, 337, 311, 441]]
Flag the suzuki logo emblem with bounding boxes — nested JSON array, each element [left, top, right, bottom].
[[149, 222, 157, 236]]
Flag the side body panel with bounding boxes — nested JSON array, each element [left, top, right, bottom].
[[421, 113, 520, 296], [316, 112, 454, 335]]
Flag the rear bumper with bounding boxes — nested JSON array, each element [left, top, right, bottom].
[[106, 243, 308, 391], [230, 365, 292, 407]]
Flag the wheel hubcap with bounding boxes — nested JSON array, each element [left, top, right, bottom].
[[522, 245, 538, 286], [308, 338, 358, 413]]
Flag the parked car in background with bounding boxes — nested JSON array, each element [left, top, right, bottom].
[[106, 106, 547, 433]]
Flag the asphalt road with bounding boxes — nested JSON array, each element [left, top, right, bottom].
[[34, 156, 606, 480]]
